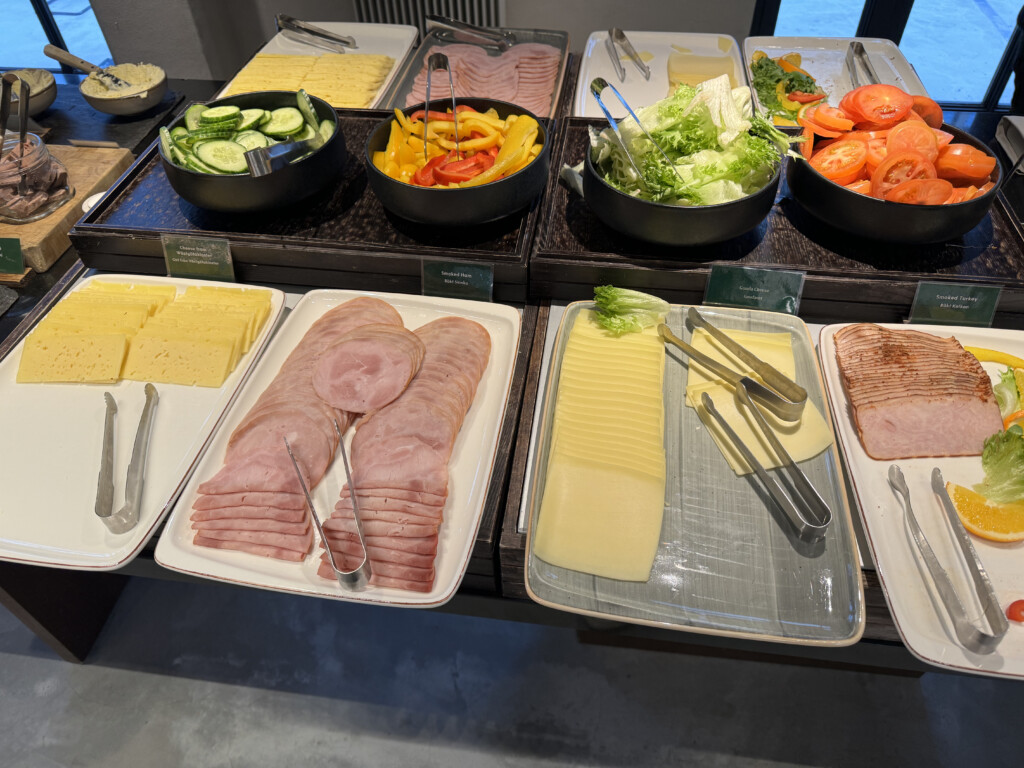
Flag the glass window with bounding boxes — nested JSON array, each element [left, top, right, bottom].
[[900, 0, 1016, 103], [774, 0, 860, 38], [5, 1, 112, 70]]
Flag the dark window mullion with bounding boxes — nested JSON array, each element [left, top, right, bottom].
[[29, 0, 72, 73], [749, 0, 782, 37], [982, 24, 1021, 110], [855, 0, 915, 44]]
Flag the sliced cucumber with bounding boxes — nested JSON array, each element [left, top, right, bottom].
[[169, 142, 187, 167], [237, 108, 266, 132], [184, 152, 218, 174], [258, 110, 272, 127], [159, 127, 176, 162], [234, 130, 269, 151], [293, 124, 317, 143], [318, 119, 335, 143], [261, 107, 304, 138], [188, 124, 238, 141], [170, 125, 188, 140], [200, 105, 242, 124], [184, 104, 208, 131], [296, 89, 320, 131], [195, 140, 249, 174]]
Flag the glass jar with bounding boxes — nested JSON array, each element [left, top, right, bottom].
[[0, 133, 74, 225]]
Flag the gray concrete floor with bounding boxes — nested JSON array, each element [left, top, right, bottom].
[[2, 576, 1023, 767]]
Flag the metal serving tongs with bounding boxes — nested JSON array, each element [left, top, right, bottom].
[[244, 90, 324, 176], [590, 77, 684, 189], [423, 52, 459, 166], [659, 314, 830, 541], [276, 14, 356, 52], [605, 29, 651, 83], [845, 41, 880, 89], [888, 466, 1008, 654], [94, 384, 159, 534], [426, 14, 515, 52], [285, 421, 371, 590]]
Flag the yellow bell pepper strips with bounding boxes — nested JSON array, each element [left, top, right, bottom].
[[459, 114, 540, 187]]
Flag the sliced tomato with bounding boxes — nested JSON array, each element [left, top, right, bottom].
[[844, 129, 890, 142], [884, 178, 953, 205], [844, 179, 873, 195], [904, 110, 927, 123], [798, 104, 842, 137], [886, 120, 939, 163], [870, 150, 936, 198], [849, 84, 914, 126], [944, 186, 970, 204], [865, 137, 888, 175], [799, 126, 814, 159], [839, 91, 865, 123], [810, 139, 868, 181], [789, 90, 825, 103], [911, 95, 944, 129], [979, 181, 996, 195], [935, 143, 997, 184], [933, 129, 954, 149], [432, 152, 495, 184], [812, 105, 855, 132]]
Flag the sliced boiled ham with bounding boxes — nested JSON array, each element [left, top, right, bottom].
[[191, 297, 406, 561], [312, 323, 425, 413], [318, 316, 491, 591], [833, 323, 1002, 460]]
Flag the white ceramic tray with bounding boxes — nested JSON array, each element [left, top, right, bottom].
[[820, 323, 1024, 679], [155, 289, 520, 608], [743, 36, 929, 117], [574, 31, 747, 118], [524, 303, 865, 646], [0, 275, 285, 571], [218, 21, 418, 108]]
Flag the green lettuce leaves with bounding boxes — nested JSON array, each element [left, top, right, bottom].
[[590, 74, 792, 207]]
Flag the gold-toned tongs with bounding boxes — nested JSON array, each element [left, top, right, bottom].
[[659, 310, 830, 542], [888, 465, 1008, 654], [285, 420, 371, 590]]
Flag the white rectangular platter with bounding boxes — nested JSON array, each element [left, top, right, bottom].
[[155, 289, 520, 608], [574, 31, 747, 118], [218, 22, 418, 108], [743, 36, 929, 115], [0, 275, 285, 571], [820, 323, 1024, 679], [524, 303, 865, 645]]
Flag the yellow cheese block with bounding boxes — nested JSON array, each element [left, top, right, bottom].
[[17, 332, 127, 383], [222, 53, 395, 108], [685, 327, 795, 389], [123, 336, 233, 387], [533, 310, 666, 581]]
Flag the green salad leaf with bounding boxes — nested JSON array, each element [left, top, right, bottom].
[[592, 285, 669, 335], [749, 56, 818, 120], [590, 74, 793, 207], [974, 426, 1024, 503], [994, 367, 1021, 419]]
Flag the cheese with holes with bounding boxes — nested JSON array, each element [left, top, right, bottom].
[[17, 332, 127, 383], [533, 311, 666, 581]]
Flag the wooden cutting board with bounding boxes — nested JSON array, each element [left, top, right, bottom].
[[0, 144, 133, 273]]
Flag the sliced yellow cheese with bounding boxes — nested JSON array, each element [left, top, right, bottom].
[[17, 332, 127, 383], [123, 335, 233, 387], [533, 310, 666, 582], [686, 380, 833, 475], [685, 327, 795, 389]]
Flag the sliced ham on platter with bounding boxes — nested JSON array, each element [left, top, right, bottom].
[[319, 316, 492, 592]]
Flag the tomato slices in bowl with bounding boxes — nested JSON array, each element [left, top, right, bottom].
[[786, 84, 1002, 243]]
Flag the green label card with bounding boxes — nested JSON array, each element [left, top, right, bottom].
[[161, 234, 235, 282], [910, 281, 1000, 327], [422, 261, 493, 302], [704, 265, 805, 315], [0, 238, 24, 275]]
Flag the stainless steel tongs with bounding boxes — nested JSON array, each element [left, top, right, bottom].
[[590, 77, 684, 188], [845, 41, 880, 88], [605, 29, 650, 82], [888, 465, 1008, 654], [285, 420, 371, 590], [423, 52, 460, 165], [660, 311, 830, 542], [426, 14, 515, 52], [276, 14, 356, 52], [244, 91, 324, 176], [94, 384, 159, 534]]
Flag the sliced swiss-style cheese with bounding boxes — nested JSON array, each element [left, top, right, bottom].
[[533, 310, 666, 582], [17, 332, 127, 383], [123, 335, 233, 387]]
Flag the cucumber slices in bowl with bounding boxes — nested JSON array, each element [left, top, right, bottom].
[[161, 90, 335, 176]]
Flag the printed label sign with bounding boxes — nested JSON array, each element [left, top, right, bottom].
[[0, 238, 24, 275], [704, 265, 804, 314], [162, 234, 235, 282], [910, 281, 1000, 327], [422, 261, 493, 302]]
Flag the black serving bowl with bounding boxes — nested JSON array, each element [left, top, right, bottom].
[[582, 148, 783, 247], [159, 91, 347, 213], [787, 123, 1001, 243], [364, 98, 550, 226]]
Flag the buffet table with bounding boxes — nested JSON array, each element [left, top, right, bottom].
[[0, 70, 1018, 676]]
